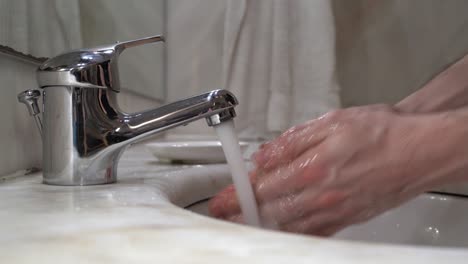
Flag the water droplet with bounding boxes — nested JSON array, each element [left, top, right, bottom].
[[424, 226, 440, 242]]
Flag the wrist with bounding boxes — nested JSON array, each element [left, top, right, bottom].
[[405, 112, 468, 190], [395, 53, 468, 113]]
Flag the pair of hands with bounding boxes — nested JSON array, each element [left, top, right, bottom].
[[209, 104, 459, 235], [210, 53, 468, 235]]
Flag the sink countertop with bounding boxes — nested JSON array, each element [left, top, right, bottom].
[[1, 144, 468, 263]]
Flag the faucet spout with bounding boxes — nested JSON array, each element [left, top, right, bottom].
[[115, 89, 238, 143], [40, 86, 238, 186]]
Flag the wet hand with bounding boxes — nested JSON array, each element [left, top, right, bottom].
[[209, 105, 447, 236]]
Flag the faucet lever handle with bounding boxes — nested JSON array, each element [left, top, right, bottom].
[[37, 35, 164, 91], [113, 35, 165, 54]]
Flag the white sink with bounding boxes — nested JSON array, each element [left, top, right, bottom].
[[187, 192, 468, 247], [3, 145, 468, 263]]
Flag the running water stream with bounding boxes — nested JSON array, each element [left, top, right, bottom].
[[214, 120, 262, 227]]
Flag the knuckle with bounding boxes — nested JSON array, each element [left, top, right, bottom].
[[372, 103, 395, 112], [322, 109, 343, 122], [281, 193, 304, 218]]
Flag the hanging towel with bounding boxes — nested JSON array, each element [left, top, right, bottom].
[[223, 0, 341, 140]]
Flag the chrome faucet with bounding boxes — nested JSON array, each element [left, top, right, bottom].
[[19, 35, 238, 186]]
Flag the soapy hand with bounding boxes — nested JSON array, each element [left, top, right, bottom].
[[209, 105, 451, 236]]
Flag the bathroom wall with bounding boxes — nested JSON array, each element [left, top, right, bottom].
[[333, 0, 468, 107], [165, 0, 226, 139], [4, 0, 468, 176], [166, 0, 468, 125], [0, 1, 165, 177], [80, 0, 166, 102], [0, 52, 161, 177], [0, 53, 42, 176]]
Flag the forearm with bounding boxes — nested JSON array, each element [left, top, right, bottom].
[[395, 53, 468, 113], [412, 111, 468, 188]]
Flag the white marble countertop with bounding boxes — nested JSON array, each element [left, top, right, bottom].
[[1, 144, 468, 263]]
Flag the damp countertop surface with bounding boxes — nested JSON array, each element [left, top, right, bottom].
[[1, 144, 468, 263]]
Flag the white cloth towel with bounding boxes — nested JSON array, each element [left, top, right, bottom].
[[223, 0, 341, 140]]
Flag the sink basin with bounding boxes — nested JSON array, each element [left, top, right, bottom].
[[4, 144, 468, 263], [146, 156, 468, 248], [186, 192, 468, 248]]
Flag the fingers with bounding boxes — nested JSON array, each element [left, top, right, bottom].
[[253, 106, 395, 172], [227, 214, 244, 224], [311, 223, 348, 237], [252, 118, 329, 171], [254, 146, 329, 203], [259, 189, 346, 225], [218, 192, 353, 237], [280, 205, 355, 236], [209, 171, 259, 219], [208, 184, 240, 219]]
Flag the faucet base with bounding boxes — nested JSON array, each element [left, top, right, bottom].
[[41, 141, 125, 186], [42, 172, 117, 186], [42, 159, 121, 186]]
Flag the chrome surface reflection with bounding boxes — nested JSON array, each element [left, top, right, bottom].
[[36, 35, 238, 185]]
